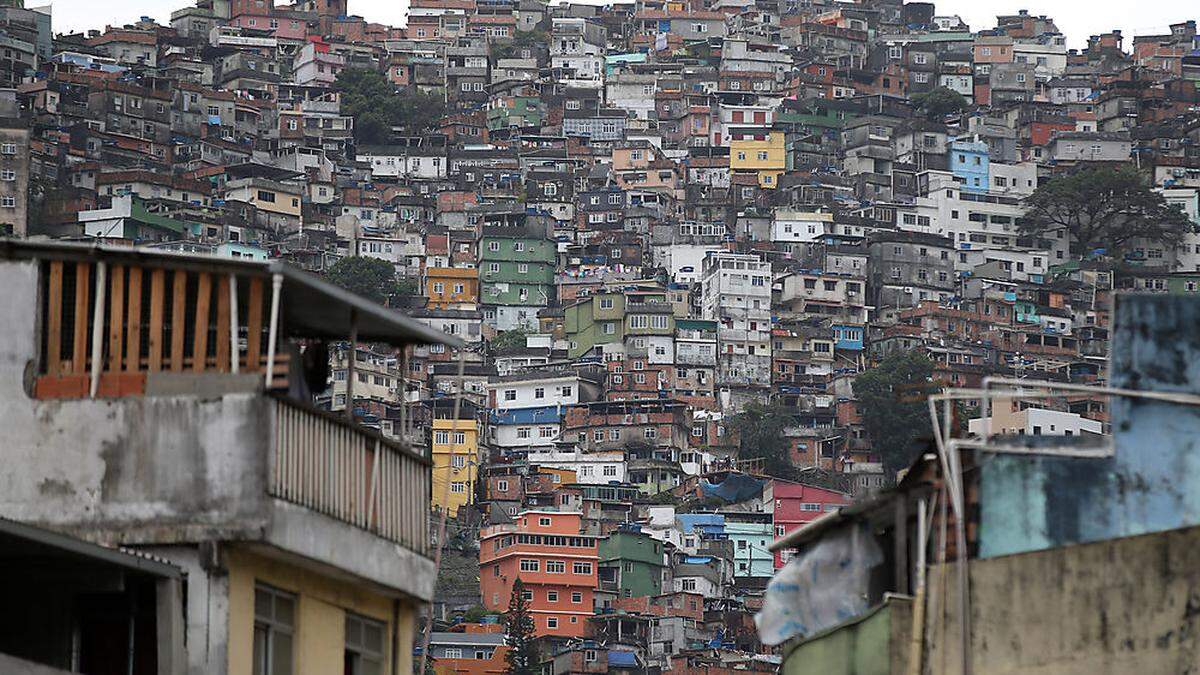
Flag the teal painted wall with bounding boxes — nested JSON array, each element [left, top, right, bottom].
[[979, 295, 1200, 558]]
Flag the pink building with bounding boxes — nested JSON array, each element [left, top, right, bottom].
[[770, 479, 852, 567]]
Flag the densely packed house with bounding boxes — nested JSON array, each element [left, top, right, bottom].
[[2, 0, 1200, 671]]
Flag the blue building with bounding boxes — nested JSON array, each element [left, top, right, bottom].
[[832, 324, 864, 350], [724, 520, 775, 579], [950, 138, 990, 193]]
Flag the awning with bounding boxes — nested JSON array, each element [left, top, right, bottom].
[[0, 238, 464, 348]]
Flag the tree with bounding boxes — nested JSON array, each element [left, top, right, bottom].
[[854, 352, 936, 474], [1019, 165, 1193, 258], [731, 401, 796, 465], [324, 255, 397, 305], [912, 86, 968, 120], [491, 29, 548, 60], [489, 328, 531, 353], [334, 68, 447, 144], [503, 579, 539, 675]]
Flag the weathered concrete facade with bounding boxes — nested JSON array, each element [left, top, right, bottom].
[[926, 525, 1200, 674], [0, 257, 436, 675]]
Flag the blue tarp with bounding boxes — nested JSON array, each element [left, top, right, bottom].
[[700, 473, 765, 503], [677, 513, 724, 534], [608, 651, 638, 667]]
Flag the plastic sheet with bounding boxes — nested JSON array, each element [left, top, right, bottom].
[[754, 522, 883, 646]]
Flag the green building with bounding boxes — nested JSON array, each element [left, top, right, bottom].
[[564, 290, 627, 358], [598, 528, 666, 599], [486, 96, 545, 132], [479, 226, 557, 331]]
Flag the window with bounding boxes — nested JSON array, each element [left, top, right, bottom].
[[452, 455, 466, 469], [573, 562, 592, 574], [534, 387, 545, 399], [434, 430, 449, 445], [504, 389, 517, 401], [344, 613, 385, 675], [516, 427, 531, 439], [253, 585, 295, 675], [548, 590, 559, 602], [682, 579, 696, 591], [572, 592, 583, 603], [547, 560, 566, 573], [1, 196, 15, 208], [603, 465, 617, 477], [444, 648, 463, 659], [450, 482, 466, 493], [520, 559, 540, 572], [547, 617, 559, 629], [497, 479, 509, 492]]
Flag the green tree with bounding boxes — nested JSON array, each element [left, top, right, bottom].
[[324, 255, 397, 305], [912, 86, 968, 119], [854, 352, 937, 474], [503, 579, 539, 675], [491, 29, 547, 59], [462, 605, 490, 623], [490, 328, 531, 353], [731, 401, 796, 464], [1019, 165, 1193, 257], [334, 68, 447, 144]]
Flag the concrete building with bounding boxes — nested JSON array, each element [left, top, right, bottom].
[[700, 252, 773, 399], [0, 240, 459, 675], [479, 511, 598, 637]]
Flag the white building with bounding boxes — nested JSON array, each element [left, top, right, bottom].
[[358, 146, 448, 180], [969, 406, 1104, 437], [700, 252, 773, 391], [770, 209, 835, 244], [526, 449, 626, 484]]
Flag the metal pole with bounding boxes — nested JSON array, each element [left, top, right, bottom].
[[346, 309, 358, 421], [89, 262, 107, 398], [398, 346, 407, 441], [264, 273, 283, 388], [228, 274, 239, 373]]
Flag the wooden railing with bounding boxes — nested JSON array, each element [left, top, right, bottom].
[[35, 259, 285, 398], [270, 395, 431, 556]]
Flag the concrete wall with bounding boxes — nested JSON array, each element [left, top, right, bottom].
[[0, 259, 437, 663], [978, 295, 1200, 558], [926, 525, 1200, 674], [0, 260, 272, 543]]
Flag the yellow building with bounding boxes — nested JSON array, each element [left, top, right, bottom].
[[226, 546, 418, 675], [425, 266, 480, 309], [730, 131, 787, 188], [224, 177, 304, 217], [432, 418, 480, 515]]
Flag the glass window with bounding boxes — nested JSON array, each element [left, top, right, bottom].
[[345, 613, 385, 675], [253, 584, 295, 675]]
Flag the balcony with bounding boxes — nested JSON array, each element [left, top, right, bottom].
[[0, 240, 460, 603]]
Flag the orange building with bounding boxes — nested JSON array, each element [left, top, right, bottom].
[[425, 267, 480, 309], [479, 511, 598, 637]]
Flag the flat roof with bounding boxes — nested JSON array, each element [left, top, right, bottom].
[[0, 238, 464, 348]]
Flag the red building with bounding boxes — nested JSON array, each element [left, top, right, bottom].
[[479, 511, 598, 637], [770, 480, 852, 567]]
